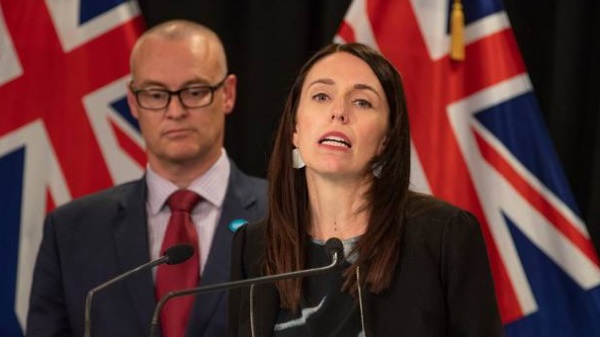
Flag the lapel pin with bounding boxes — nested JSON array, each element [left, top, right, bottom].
[[228, 219, 248, 232]]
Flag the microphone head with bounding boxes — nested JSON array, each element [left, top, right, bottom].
[[164, 243, 194, 265], [324, 237, 344, 265]]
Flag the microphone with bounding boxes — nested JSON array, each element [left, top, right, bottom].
[[149, 237, 344, 337], [324, 237, 344, 262], [84, 243, 194, 337]]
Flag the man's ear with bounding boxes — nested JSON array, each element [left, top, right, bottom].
[[223, 74, 237, 114], [127, 85, 140, 119]]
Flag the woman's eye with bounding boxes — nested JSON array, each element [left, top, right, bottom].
[[353, 99, 373, 108], [312, 93, 329, 102]]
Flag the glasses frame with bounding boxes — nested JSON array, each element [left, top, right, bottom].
[[130, 76, 228, 110]]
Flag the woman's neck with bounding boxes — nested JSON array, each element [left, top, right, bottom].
[[305, 172, 370, 241]]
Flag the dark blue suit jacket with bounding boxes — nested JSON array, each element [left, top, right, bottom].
[[26, 163, 267, 337]]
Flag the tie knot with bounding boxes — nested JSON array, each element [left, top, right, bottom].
[[167, 190, 201, 212]]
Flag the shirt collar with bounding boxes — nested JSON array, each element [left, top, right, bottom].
[[145, 149, 231, 214]]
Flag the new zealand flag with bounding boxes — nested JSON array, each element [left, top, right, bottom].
[[336, 0, 600, 335], [0, 0, 144, 335]]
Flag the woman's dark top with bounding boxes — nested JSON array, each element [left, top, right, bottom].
[[228, 196, 505, 337], [273, 238, 362, 337]]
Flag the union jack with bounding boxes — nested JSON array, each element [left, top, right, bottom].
[[336, 0, 600, 335], [0, 0, 143, 335]]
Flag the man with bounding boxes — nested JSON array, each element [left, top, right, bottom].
[[26, 20, 267, 337]]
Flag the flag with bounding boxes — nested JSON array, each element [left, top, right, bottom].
[[336, 0, 600, 335], [0, 0, 144, 335]]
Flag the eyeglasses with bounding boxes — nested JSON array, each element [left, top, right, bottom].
[[130, 76, 227, 110]]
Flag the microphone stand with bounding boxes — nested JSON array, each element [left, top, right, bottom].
[[149, 251, 341, 337], [84, 255, 169, 337]]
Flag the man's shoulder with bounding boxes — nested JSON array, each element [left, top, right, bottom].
[[229, 164, 267, 189], [51, 179, 143, 218], [227, 163, 268, 209]]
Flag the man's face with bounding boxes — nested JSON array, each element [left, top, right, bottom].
[[127, 35, 236, 173]]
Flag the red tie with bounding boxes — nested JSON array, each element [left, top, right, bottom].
[[156, 190, 201, 337]]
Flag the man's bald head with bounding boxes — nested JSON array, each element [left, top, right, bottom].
[[126, 19, 238, 185], [130, 20, 228, 80]]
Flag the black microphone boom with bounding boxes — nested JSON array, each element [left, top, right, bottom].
[[149, 237, 345, 337], [84, 243, 194, 337]]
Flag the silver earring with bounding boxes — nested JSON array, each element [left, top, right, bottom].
[[372, 162, 382, 178], [292, 148, 305, 169]]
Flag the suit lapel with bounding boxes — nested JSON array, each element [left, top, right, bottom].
[[188, 163, 265, 336], [111, 179, 156, 336], [190, 186, 243, 330]]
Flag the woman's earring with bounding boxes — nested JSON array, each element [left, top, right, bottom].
[[372, 162, 382, 178], [292, 148, 305, 169]]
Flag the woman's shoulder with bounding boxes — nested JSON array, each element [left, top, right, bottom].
[[233, 220, 267, 248], [231, 220, 268, 276], [403, 191, 481, 234], [406, 191, 461, 216], [238, 219, 267, 238], [401, 192, 488, 269]]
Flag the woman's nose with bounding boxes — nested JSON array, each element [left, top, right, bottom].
[[330, 101, 348, 123]]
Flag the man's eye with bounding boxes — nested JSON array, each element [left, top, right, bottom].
[[185, 87, 210, 97], [142, 90, 168, 100]]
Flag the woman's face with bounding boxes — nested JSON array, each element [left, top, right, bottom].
[[293, 52, 389, 180]]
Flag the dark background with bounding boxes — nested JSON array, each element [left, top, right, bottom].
[[137, 0, 600, 251]]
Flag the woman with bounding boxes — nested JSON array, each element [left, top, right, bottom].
[[228, 43, 503, 337]]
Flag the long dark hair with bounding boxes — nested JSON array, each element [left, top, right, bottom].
[[265, 42, 412, 309]]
